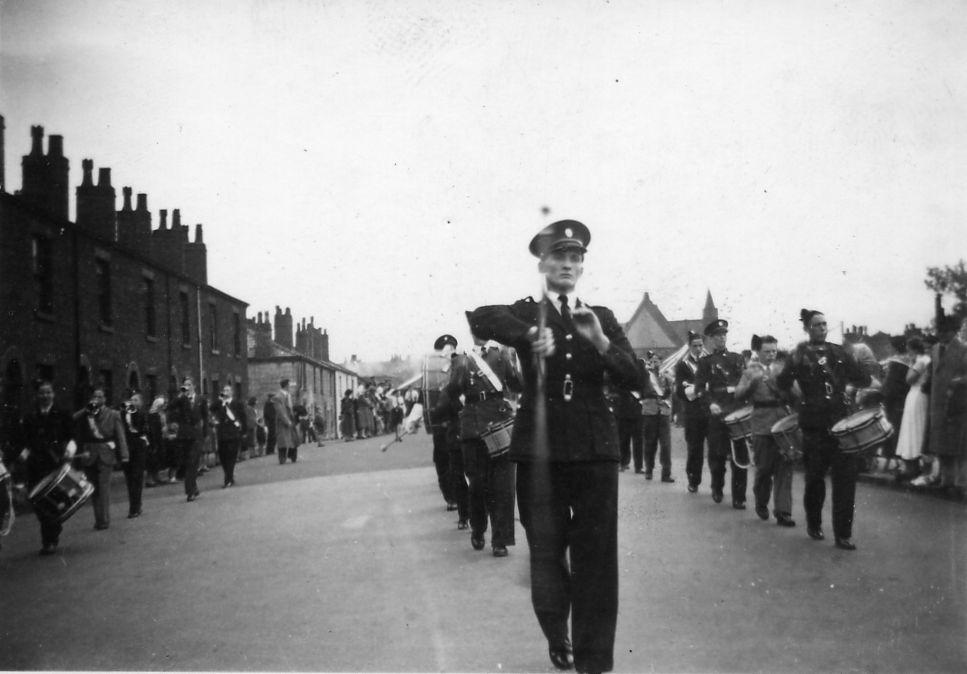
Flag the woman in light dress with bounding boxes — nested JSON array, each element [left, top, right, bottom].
[[895, 337, 934, 484]]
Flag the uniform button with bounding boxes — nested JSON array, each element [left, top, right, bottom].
[[565, 334, 573, 341], [565, 353, 573, 360]]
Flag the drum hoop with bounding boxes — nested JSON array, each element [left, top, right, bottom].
[[840, 429, 894, 453], [724, 406, 753, 423], [54, 483, 95, 522], [481, 418, 515, 437], [771, 414, 799, 433], [28, 464, 71, 500], [830, 412, 882, 436]]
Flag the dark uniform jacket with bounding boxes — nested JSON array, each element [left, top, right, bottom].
[[167, 394, 208, 441], [211, 398, 248, 442], [776, 341, 870, 431], [694, 349, 746, 417], [74, 406, 129, 466], [20, 406, 74, 485], [468, 296, 638, 462], [447, 351, 519, 440], [675, 353, 707, 420]]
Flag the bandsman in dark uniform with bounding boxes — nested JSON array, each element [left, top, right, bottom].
[[694, 319, 748, 507], [469, 219, 638, 674], [17, 380, 76, 554], [447, 336, 520, 556], [777, 309, 870, 550], [429, 334, 470, 528], [675, 331, 708, 492]]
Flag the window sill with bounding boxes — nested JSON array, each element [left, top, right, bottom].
[[146, 335, 159, 344], [98, 323, 115, 334], [182, 343, 192, 350], [34, 310, 55, 323], [211, 349, 221, 356]]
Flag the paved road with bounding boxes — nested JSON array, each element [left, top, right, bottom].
[[1, 430, 964, 672]]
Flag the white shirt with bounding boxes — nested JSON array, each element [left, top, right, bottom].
[[548, 291, 580, 317]]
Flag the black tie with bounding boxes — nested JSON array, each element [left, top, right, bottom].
[[559, 294, 574, 327]]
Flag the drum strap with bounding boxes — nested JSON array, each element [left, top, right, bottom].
[[0, 471, 13, 537]]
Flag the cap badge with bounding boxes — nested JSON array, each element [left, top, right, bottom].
[[564, 227, 573, 238]]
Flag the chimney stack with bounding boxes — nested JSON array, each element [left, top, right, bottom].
[[118, 186, 152, 254], [21, 125, 70, 220], [150, 208, 185, 272], [75, 159, 116, 241], [274, 306, 294, 348], [183, 222, 208, 285]]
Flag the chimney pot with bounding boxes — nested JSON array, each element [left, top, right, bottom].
[[172, 209, 181, 227], [122, 187, 133, 210], [30, 125, 44, 155], [81, 159, 94, 186], [285, 307, 291, 316], [194, 223, 204, 243], [47, 134, 63, 157], [136, 193, 147, 211], [97, 167, 111, 187], [159, 209, 168, 229]]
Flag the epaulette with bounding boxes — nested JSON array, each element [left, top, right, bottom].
[[521, 296, 535, 303]]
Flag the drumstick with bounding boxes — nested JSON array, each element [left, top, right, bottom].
[[380, 428, 411, 452]]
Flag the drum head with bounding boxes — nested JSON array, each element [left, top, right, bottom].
[[724, 406, 753, 423], [28, 464, 69, 500], [831, 408, 881, 435], [771, 413, 799, 433]]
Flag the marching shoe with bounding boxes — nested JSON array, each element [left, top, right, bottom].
[[807, 527, 825, 541], [687, 483, 697, 493], [661, 476, 676, 483], [732, 500, 746, 510], [755, 505, 770, 520], [471, 535, 485, 551], [644, 471, 653, 480], [835, 537, 857, 551], [39, 543, 57, 556], [457, 519, 469, 530], [492, 545, 508, 557], [776, 515, 796, 527], [187, 491, 200, 503], [94, 523, 109, 530], [548, 637, 573, 671], [711, 489, 723, 503], [127, 510, 142, 519]]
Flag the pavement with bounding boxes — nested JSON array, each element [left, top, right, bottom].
[[1, 429, 965, 672]]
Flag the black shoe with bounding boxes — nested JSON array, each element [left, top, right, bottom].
[[222, 481, 234, 489], [755, 505, 770, 520], [661, 476, 676, 483], [835, 537, 857, 551], [548, 638, 574, 671], [732, 500, 746, 510], [807, 527, 825, 541], [687, 483, 697, 493], [187, 491, 200, 503], [776, 515, 796, 527], [94, 522, 109, 530], [446, 501, 458, 512], [471, 534, 485, 551], [644, 471, 653, 480], [712, 489, 723, 503], [457, 519, 469, 530], [127, 510, 142, 519], [619, 465, 629, 472], [39, 543, 57, 556], [492, 545, 508, 557]]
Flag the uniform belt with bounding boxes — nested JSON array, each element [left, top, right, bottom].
[[469, 391, 504, 403], [753, 401, 783, 408]]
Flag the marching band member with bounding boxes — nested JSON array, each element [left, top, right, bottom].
[[18, 380, 75, 554], [734, 335, 795, 526], [777, 309, 870, 550], [212, 384, 248, 488], [74, 387, 129, 528], [676, 331, 708, 492], [166, 377, 207, 502], [694, 320, 748, 508], [447, 338, 520, 556], [429, 334, 469, 527], [469, 219, 638, 674], [642, 351, 675, 482], [121, 392, 150, 519]]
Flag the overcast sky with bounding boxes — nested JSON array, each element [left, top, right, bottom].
[[2, 0, 964, 363]]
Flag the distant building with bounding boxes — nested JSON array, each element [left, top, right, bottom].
[[247, 308, 357, 438], [0, 122, 248, 447], [623, 291, 719, 358]]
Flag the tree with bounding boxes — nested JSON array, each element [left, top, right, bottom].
[[925, 259, 967, 320]]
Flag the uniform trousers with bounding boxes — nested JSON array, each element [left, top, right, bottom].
[[84, 459, 114, 527], [462, 439, 516, 547], [617, 417, 642, 471], [431, 427, 453, 504], [707, 417, 747, 503], [683, 412, 709, 486], [447, 426, 469, 522], [219, 438, 240, 485], [123, 438, 146, 515], [516, 460, 618, 674], [643, 414, 672, 478], [751, 434, 793, 517], [174, 438, 201, 496], [802, 428, 860, 539]]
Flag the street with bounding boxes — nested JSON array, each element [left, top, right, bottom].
[[1, 429, 965, 673]]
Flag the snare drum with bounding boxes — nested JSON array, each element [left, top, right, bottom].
[[830, 407, 894, 454], [479, 418, 515, 458], [28, 464, 94, 524], [771, 413, 803, 462], [723, 406, 754, 441]]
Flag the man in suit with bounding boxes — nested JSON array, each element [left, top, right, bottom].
[[74, 387, 128, 528], [675, 331, 708, 492], [274, 379, 299, 464], [926, 314, 967, 490], [694, 319, 748, 508], [18, 380, 75, 553], [469, 219, 638, 674], [212, 385, 248, 487], [166, 377, 207, 502]]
